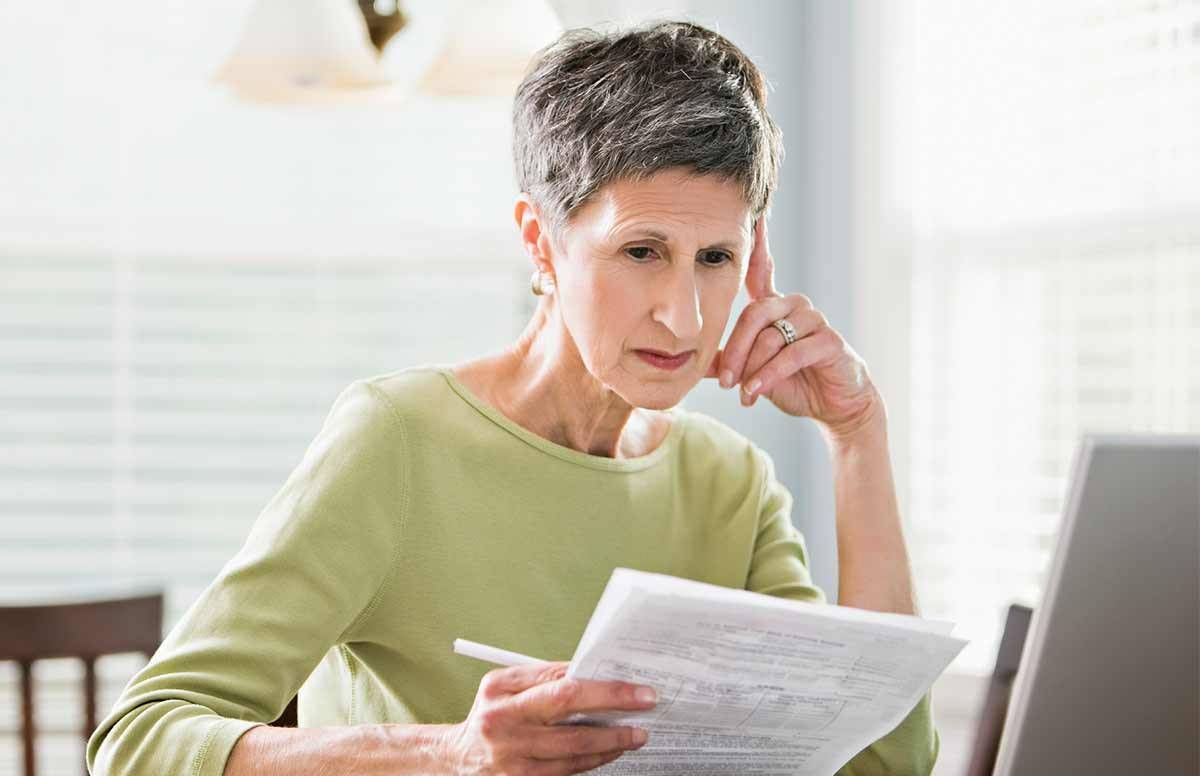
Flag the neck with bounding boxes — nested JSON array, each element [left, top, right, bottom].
[[486, 300, 647, 459]]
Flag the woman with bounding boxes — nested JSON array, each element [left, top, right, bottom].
[[87, 21, 936, 776]]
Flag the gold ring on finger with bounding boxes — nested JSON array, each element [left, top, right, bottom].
[[771, 318, 798, 346]]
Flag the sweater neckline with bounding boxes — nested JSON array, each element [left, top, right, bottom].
[[434, 365, 683, 473]]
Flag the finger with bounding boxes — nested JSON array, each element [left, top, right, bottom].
[[704, 349, 723, 379], [716, 296, 800, 388], [479, 661, 570, 699], [516, 677, 658, 725], [563, 749, 627, 775], [744, 327, 843, 401], [738, 328, 786, 406], [744, 217, 779, 301], [525, 748, 626, 776], [526, 724, 647, 760], [736, 308, 827, 398]]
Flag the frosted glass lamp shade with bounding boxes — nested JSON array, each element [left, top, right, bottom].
[[418, 0, 562, 97], [213, 0, 561, 103], [214, 0, 386, 101]]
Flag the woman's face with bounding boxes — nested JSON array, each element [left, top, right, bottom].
[[549, 167, 754, 410]]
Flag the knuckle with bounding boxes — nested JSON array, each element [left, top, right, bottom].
[[480, 671, 503, 696], [740, 303, 771, 332], [754, 299, 781, 322], [554, 678, 581, 707], [740, 300, 764, 321], [477, 707, 505, 737], [533, 664, 564, 688], [795, 293, 813, 309]]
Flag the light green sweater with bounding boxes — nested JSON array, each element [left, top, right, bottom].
[[86, 365, 938, 776]]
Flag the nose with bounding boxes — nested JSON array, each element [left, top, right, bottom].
[[650, 263, 704, 342]]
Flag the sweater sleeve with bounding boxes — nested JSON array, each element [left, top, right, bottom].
[[86, 380, 407, 776], [745, 446, 940, 776]]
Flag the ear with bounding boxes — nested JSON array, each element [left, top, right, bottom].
[[514, 193, 556, 274]]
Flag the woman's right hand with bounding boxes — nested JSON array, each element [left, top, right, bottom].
[[442, 660, 657, 775]]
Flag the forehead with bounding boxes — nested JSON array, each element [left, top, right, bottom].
[[569, 169, 753, 246]]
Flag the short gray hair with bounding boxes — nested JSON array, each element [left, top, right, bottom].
[[512, 20, 783, 237]]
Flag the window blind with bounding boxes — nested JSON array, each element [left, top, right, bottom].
[[900, 0, 1200, 673], [0, 251, 528, 772]]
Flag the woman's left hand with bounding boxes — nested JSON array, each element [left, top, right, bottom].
[[706, 218, 883, 440]]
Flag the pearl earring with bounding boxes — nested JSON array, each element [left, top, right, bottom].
[[530, 270, 556, 296]]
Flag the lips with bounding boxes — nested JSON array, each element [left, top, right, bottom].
[[639, 348, 689, 359], [634, 349, 695, 371]]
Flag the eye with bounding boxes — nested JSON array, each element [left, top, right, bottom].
[[625, 246, 658, 262], [698, 250, 732, 266]]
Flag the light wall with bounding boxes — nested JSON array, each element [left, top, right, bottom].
[[0, 2, 869, 771]]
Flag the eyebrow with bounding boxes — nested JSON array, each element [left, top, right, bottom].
[[621, 228, 743, 252]]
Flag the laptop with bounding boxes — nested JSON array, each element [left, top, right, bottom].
[[992, 434, 1200, 775]]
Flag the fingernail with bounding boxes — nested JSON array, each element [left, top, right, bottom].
[[745, 378, 761, 395], [636, 687, 657, 704], [719, 369, 733, 389], [632, 728, 648, 745]]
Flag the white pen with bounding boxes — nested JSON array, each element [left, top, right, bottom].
[[453, 637, 648, 729], [453, 637, 552, 667]]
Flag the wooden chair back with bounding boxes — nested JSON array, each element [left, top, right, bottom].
[[966, 603, 1034, 776], [0, 591, 163, 776]]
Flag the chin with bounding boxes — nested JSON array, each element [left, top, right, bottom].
[[637, 393, 686, 411], [622, 374, 698, 410]]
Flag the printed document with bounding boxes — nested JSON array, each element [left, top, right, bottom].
[[560, 568, 967, 775]]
